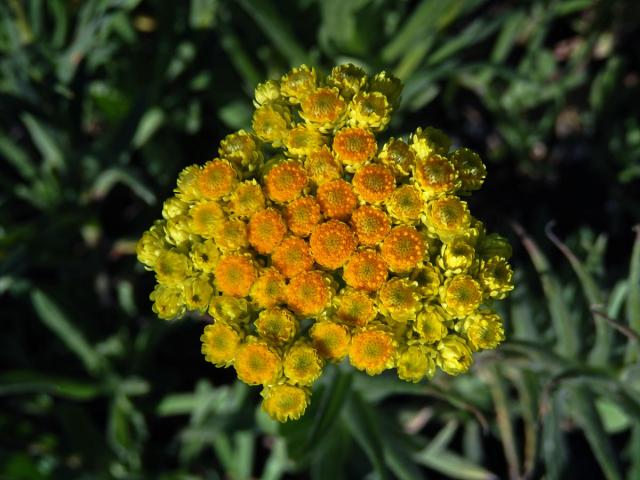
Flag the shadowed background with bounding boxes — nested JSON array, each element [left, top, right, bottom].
[[1, 0, 639, 479]]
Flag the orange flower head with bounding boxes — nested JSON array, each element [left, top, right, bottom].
[[349, 328, 396, 375], [381, 226, 425, 273], [284, 196, 322, 237], [285, 124, 325, 157], [309, 321, 350, 361], [334, 288, 377, 327], [214, 254, 257, 297], [197, 159, 237, 200], [350, 205, 391, 246], [309, 220, 356, 269], [212, 219, 248, 251], [343, 250, 388, 292], [234, 339, 281, 386], [286, 271, 332, 317], [248, 208, 287, 254], [424, 196, 471, 241], [378, 138, 416, 176], [262, 384, 310, 422], [379, 278, 421, 323], [414, 154, 459, 198], [352, 164, 396, 203], [332, 127, 377, 169], [255, 307, 298, 344], [250, 268, 286, 309], [300, 87, 346, 127], [304, 146, 342, 185], [387, 185, 424, 224], [316, 179, 357, 220], [283, 342, 323, 386], [441, 274, 483, 317], [271, 237, 314, 278], [265, 161, 308, 203]]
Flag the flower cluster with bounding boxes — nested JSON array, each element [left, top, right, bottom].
[[137, 64, 514, 422]]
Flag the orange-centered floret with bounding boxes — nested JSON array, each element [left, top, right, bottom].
[[284, 196, 322, 237], [300, 87, 346, 125], [234, 340, 281, 385], [332, 127, 377, 168], [414, 154, 459, 198], [197, 159, 237, 199], [349, 328, 396, 375], [350, 205, 391, 246], [343, 250, 388, 292], [334, 289, 377, 327], [214, 254, 257, 297], [271, 237, 314, 278], [316, 179, 357, 220], [286, 271, 331, 317], [352, 164, 396, 203], [304, 147, 342, 185], [248, 208, 287, 254], [250, 268, 286, 309], [309, 220, 357, 269], [264, 161, 308, 203], [309, 321, 351, 361], [381, 226, 425, 273]]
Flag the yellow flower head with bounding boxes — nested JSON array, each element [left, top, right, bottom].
[[387, 184, 424, 224], [440, 274, 483, 318], [334, 288, 377, 328], [378, 138, 416, 176], [201, 322, 242, 367], [328, 63, 367, 99], [350, 205, 391, 246], [234, 338, 281, 386], [343, 249, 388, 292], [280, 64, 317, 103], [332, 127, 377, 169], [309, 320, 351, 361], [478, 256, 514, 299], [262, 384, 310, 422], [283, 342, 323, 386], [316, 179, 358, 220], [309, 220, 357, 269], [461, 310, 505, 351], [304, 146, 342, 185], [255, 307, 298, 344], [437, 335, 472, 375], [397, 345, 435, 383], [250, 268, 286, 309], [138, 63, 514, 422], [352, 164, 396, 204], [150, 284, 185, 320], [379, 277, 421, 323], [381, 226, 425, 273], [349, 327, 396, 375]]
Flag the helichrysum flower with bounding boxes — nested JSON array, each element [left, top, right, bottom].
[[137, 63, 514, 422]]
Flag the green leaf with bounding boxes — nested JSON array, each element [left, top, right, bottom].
[[0, 370, 102, 400], [190, 0, 218, 29], [414, 437, 497, 480], [21, 113, 65, 171], [31, 289, 104, 376], [132, 108, 165, 148], [0, 133, 37, 180], [627, 226, 640, 362], [90, 167, 156, 205], [235, 0, 308, 66]]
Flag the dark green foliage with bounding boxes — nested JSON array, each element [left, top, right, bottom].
[[1, 0, 639, 478]]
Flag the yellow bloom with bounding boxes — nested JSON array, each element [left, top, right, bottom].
[[380, 226, 425, 273], [255, 307, 298, 344], [478, 256, 514, 299], [309, 321, 350, 361], [414, 305, 449, 344], [164, 215, 192, 247], [212, 218, 249, 252], [248, 208, 287, 254], [252, 104, 291, 146], [387, 184, 424, 224], [440, 274, 482, 317], [155, 251, 190, 285], [284, 196, 322, 237], [332, 127, 377, 170], [328, 63, 367, 99], [283, 342, 323, 386], [150, 284, 185, 320], [228, 180, 265, 218], [218, 130, 263, 173], [300, 87, 346, 131], [183, 274, 214, 312], [304, 146, 343, 185], [437, 335, 472, 375], [201, 322, 242, 367], [309, 220, 357, 269], [136, 222, 165, 268], [349, 327, 396, 375], [208, 295, 251, 324], [368, 71, 402, 107], [343, 249, 388, 292], [478, 233, 512, 260], [174, 165, 201, 201], [250, 268, 286, 309], [410, 127, 451, 159], [414, 154, 459, 198], [280, 64, 317, 103], [316, 179, 358, 220], [286, 271, 332, 317], [378, 278, 421, 323], [397, 345, 435, 383], [285, 124, 325, 157], [378, 138, 415, 176], [190, 239, 220, 273], [162, 197, 188, 220], [264, 161, 308, 203], [334, 288, 377, 328], [234, 339, 281, 386], [350, 205, 391, 246], [262, 384, 310, 422], [424, 196, 471, 242], [412, 262, 442, 299], [197, 159, 237, 200], [352, 164, 396, 204], [460, 310, 505, 351], [348, 91, 391, 132], [450, 148, 486, 192], [438, 239, 476, 275], [214, 254, 257, 297], [189, 201, 224, 236], [271, 236, 314, 279], [253, 80, 280, 107]]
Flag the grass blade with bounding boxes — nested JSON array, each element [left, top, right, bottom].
[[626, 226, 640, 362]]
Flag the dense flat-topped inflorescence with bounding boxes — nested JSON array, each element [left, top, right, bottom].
[[137, 63, 514, 422]]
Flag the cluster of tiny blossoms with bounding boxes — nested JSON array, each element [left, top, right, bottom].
[[137, 64, 514, 422]]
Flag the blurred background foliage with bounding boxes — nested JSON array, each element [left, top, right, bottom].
[[1, 0, 639, 478]]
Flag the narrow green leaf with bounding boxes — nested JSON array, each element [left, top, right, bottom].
[[235, 0, 308, 66], [261, 437, 289, 480], [21, 113, 65, 171], [0, 370, 102, 400], [626, 226, 640, 362], [31, 289, 104, 375], [132, 108, 165, 148], [90, 167, 156, 205], [0, 133, 37, 180], [233, 431, 255, 480], [414, 444, 497, 480], [190, 0, 218, 29], [541, 394, 569, 480]]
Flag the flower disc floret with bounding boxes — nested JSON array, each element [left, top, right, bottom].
[[415, 305, 449, 344], [461, 311, 505, 351], [250, 268, 286, 309], [352, 164, 396, 203], [397, 346, 435, 382], [286, 271, 332, 317], [252, 104, 291, 146], [378, 138, 416, 176], [285, 196, 322, 237], [280, 64, 317, 103], [309, 220, 357, 269], [316, 179, 357, 220], [349, 91, 391, 131], [343, 250, 388, 292], [190, 239, 221, 273], [441, 274, 482, 317], [255, 307, 298, 344], [349, 327, 396, 375], [332, 127, 377, 169], [300, 87, 346, 129], [197, 159, 237, 200], [209, 295, 250, 323], [213, 219, 248, 251], [304, 147, 342, 185], [309, 321, 350, 361], [201, 322, 242, 367], [350, 205, 391, 246], [271, 237, 314, 278], [439, 239, 475, 275], [424, 196, 471, 241], [184, 275, 214, 311], [265, 161, 308, 203], [437, 335, 472, 375], [414, 154, 459, 198], [248, 208, 287, 254], [234, 339, 281, 386], [285, 125, 325, 157], [229, 180, 265, 217], [387, 185, 424, 224], [189, 201, 224, 236], [262, 384, 310, 422], [328, 63, 367, 99], [381, 226, 425, 273], [150, 284, 184, 320], [214, 255, 257, 297], [378, 278, 421, 323], [334, 288, 377, 327], [410, 127, 451, 158], [450, 148, 486, 192], [478, 256, 514, 299], [155, 251, 190, 285], [219, 130, 262, 171]]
